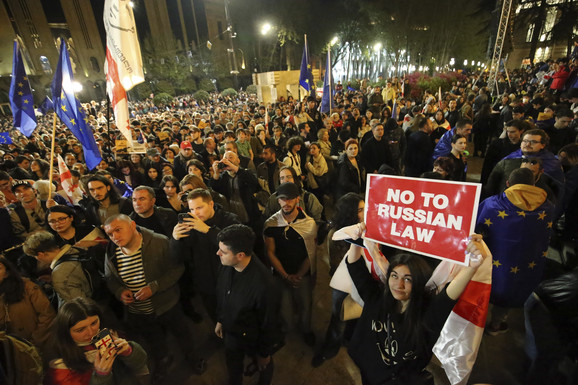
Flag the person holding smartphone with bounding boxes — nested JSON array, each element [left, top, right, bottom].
[[46, 297, 149, 385]]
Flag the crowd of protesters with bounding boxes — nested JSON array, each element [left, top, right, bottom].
[[0, 50, 578, 385]]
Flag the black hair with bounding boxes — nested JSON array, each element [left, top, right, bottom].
[[87, 174, 121, 204], [383, 254, 434, 349], [331, 192, 364, 230], [217, 224, 255, 255], [50, 297, 102, 372]]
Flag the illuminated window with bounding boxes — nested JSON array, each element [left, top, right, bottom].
[[526, 23, 535, 42], [39, 56, 52, 74]]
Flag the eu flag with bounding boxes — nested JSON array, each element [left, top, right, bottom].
[[0, 132, 12, 145], [9, 40, 37, 137], [51, 40, 102, 170], [475, 185, 554, 307], [39, 96, 54, 115], [299, 35, 314, 93], [320, 51, 332, 114]]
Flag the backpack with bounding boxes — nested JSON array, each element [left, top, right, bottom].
[[53, 248, 108, 301], [0, 332, 43, 385]]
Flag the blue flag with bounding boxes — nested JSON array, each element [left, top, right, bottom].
[[0, 132, 12, 145], [39, 96, 54, 115], [475, 187, 554, 307], [299, 35, 314, 93], [320, 51, 332, 114], [51, 40, 102, 170], [9, 40, 37, 137], [347, 86, 356, 92]]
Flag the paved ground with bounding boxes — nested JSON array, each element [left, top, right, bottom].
[[156, 151, 542, 385]]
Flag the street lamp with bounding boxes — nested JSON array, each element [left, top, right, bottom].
[[464, 59, 468, 66], [261, 23, 272, 36], [330, 36, 339, 46], [373, 42, 382, 52]]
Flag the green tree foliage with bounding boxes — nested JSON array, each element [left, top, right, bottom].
[[222, 88, 238, 97], [153, 92, 173, 106], [194, 90, 211, 101], [246, 85, 258, 95]]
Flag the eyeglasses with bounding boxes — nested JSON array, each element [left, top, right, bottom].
[[521, 159, 540, 166], [48, 216, 71, 224], [521, 139, 541, 145]]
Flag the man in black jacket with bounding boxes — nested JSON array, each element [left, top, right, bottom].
[[172, 188, 239, 321], [130, 186, 177, 237], [361, 122, 394, 173], [215, 224, 283, 385], [404, 116, 435, 177]]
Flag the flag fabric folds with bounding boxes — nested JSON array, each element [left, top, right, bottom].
[[104, 0, 145, 143], [320, 51, 332, 114], [9, 40, 37, 137], [51, 39, 102, 171], [299, 35, 314, 93], [39, 96, 54, 115], [103, 0, 144, 91], [57, 155, 83, 204], [0, 132, 12, 145]]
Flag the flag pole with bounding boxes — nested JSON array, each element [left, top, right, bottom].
[[48, 112, 58, 198], [328, 48, 332, 114]]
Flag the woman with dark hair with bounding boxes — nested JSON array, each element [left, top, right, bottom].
[[345, 233, 489, 384], [445, 134, 468, 181], [46, 297, 148, 385], [336, 138, 365, 198], [473, 102, 494, 157], [162, 147, 176, 164], [161, 162, 174, 177], [430, 110, 451, 144], [312, 193, 365, 367], [282, 136, 305, 180], [432, 156, 455, 180], [0, 256, 56, 349], [116, 160, 143, 189], [46, 205, 105, 248], [186, 158, 208, 181], [129, 153, 145, 175], [30, 159, 50, 180], [144, 165, 161, 188], [156, 175, 185, 213]]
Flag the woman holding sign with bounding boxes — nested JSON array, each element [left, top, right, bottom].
[[346, 233, 489, 385]]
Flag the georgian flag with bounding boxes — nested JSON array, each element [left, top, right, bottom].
[[57, 155, 83, 204], [104, 0, 144, 143]]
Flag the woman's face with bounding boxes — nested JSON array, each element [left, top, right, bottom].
[[148, 168, 158, 180], [0, 263, 7, 284], [188, 165, 202, 178], [309, 145, 320, 156], [131, 154, 141, 164], [452, 138, 467, 153], [346, 144, 358, 158], [70, 315, 100, 344], [322, 131, 329, 141], [97, 160, 108, 170], [165, 151, 174, 160], [257, 130, 266, 140], [357, 200, 365, 223], [163, 181, 177, 197], [292, 144, 301, 153], [121, 167, 130, 175], [433, 165, 448, 178], [388, 264, 412, 304], [31, 161, 40, 172], [435, 111, 444, 121], [48, 212, 74, 234]]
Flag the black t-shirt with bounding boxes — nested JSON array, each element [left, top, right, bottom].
[[133, 214, 166, 236], [264, 211, 309, 275]]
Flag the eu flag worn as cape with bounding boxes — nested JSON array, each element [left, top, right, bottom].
[[9, 40, 37, 137], [52, 40, 102, 170], [475, 184, 554, 307]]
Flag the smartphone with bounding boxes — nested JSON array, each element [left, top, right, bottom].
[[178, 213, 193, 223], [92, 328, 116, 358]]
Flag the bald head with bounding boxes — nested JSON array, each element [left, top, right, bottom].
[[223, 151, 240, 166]]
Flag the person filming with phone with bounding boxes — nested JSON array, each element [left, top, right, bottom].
[[46, 297, 149, 385], [172, 188, 239, 321]]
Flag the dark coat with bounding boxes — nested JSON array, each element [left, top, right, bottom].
[[336, 154, 364, 198]]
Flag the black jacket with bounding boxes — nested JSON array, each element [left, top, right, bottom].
[[81, 196, 133, 227], [216, 256, 284, 356], [336, 154, 364, 198], [361, 136, 393, 173], [129, 206, 178, 237]]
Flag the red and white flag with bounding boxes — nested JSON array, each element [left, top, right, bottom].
[[104, 0, 144, 143], [431, 255, 492, 384], [57, 155, 83, 204]]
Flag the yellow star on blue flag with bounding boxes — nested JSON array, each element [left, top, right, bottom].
[[51, 39, 101, 170], [9, 40, 37, 137]]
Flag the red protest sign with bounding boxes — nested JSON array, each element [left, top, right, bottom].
[[364, 174, 481, 265]]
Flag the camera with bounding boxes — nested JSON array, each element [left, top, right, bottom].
[[217, 162, 227, 170]]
